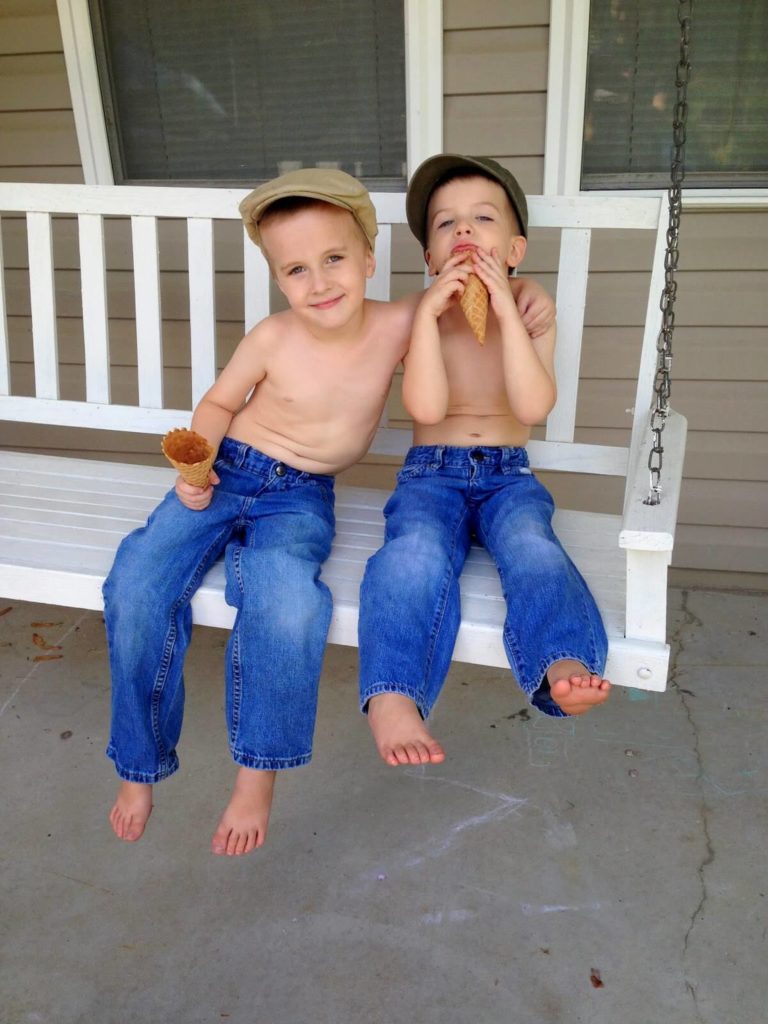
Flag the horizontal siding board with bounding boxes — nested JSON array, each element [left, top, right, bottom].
[[0, 166, 84, 184], [0, 111, 80, 166], [444, 28, 548, 94], [580, 327, 768, 381], [444, 0, 549, 29], [669, 568, 768, 592], [574, 379, 767, 434], [584, 271, 768, 327], [677, 212, 768, 270], [0, 53, 70, 110], [542, 474, 767, 531], [444, 94, 546, 156], [1, 9, 62, 55], [675, 524, 768, 573]]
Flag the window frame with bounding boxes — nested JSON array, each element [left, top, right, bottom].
[[544, 0, 768, 210], [56, 0, 442, 187]]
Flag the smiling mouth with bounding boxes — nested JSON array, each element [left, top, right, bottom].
[[312, 295, 343, 310]]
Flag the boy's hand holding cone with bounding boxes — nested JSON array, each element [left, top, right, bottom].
[[162, 428, 216, 487]]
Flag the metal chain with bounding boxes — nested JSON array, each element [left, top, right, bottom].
[[645, 0, 693, 505]]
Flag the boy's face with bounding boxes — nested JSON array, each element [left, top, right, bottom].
[[260, 204, 375, 331], [424, 175, 526, 276]]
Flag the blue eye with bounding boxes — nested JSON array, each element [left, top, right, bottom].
[[437, 219, 453, 230], [287, 265, 305, 276]]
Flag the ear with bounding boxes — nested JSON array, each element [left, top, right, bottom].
[[424, 248, 438, 277], [365, 248, 376, 279], [505, 234, 527, 271]]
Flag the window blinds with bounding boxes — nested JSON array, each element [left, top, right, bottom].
[[91, 0, 406, 187], [582, 0, 767, 189]]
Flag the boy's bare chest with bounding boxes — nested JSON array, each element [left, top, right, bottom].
[[441, 329, 507, 406], [265, 339, 395, 413]]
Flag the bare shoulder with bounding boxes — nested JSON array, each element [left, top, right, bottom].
[[216, 309, 299, 389], [241, 308, 296, 348], [365, 294, 421, 354]]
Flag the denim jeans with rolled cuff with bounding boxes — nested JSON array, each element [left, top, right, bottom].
[[104, 437, 335, 783], [358, 445, 608, 719]]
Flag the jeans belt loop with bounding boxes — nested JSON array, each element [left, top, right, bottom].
[[432, 445, 445, 470]]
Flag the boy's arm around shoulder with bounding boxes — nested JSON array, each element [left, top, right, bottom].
[[509, 275, 556, 339]]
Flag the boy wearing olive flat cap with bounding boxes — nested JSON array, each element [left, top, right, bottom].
[[358, 155, 611, 769], [105, 166, 555, 855]]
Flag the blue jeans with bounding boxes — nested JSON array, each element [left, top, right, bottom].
[[104, 438, 335, 782], [358, 445, 608, 718]]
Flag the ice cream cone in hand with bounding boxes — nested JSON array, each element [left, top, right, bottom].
[[456, 253, 488, 344], [161, 428, 215, 486]]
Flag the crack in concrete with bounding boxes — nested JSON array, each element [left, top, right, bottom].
[[669, 590, 713, 1023]]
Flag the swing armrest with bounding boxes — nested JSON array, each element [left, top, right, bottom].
[[620, 409, 688, 553]]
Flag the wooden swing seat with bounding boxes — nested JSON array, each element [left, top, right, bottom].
[[0, 183, 686, 691]]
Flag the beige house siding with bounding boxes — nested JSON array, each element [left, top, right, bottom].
[[0, 0, 83, 184], [1, 0, 767, 589]]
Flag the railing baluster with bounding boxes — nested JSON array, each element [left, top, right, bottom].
[[0, 217, 9, 395], [27, 212, 59, 399], [546, 227, 591, 443], [79, 213, 111, 403], [243, 230, 270, 335], [131, 215, 163, 408], [187, 218, 217, 406]]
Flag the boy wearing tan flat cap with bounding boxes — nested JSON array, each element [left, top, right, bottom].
[[105, 167, 554, 856], [358, 155, 611, 770]]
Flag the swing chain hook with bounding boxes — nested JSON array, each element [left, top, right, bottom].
[[645, 0, 692, 506]]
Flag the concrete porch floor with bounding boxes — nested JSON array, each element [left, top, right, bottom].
[[1, 587, 766, 1024]]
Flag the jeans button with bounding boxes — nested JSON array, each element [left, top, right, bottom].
[[471, 449, 484, 462], [275, 463, 286, 477]]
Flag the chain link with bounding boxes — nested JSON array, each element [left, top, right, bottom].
[[645, 0, 692, 505]]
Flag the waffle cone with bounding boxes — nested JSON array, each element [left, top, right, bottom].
[[460, 271, 488, 344], [161, 428, 215, 487]]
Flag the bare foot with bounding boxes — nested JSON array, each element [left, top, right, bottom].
[[211, 767, 276, 856], [547, 659, 611, 715], [367, 692, 446, 767], [109, 780, 153, 842]]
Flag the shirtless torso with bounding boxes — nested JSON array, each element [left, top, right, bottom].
[[410, 303, 538, 449], [194, 292, 419, 476]]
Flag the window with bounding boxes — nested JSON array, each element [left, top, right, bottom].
[[582, 0, 767, 190], [87, 0, 407, 188], [545, 0, 768, 198]]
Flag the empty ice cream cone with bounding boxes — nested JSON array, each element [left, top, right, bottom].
[[161, 428, 215, 487], [460, 268, 489, 345]]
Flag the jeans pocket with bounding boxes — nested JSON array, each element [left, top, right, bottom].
[[396, 464, 426, 484]]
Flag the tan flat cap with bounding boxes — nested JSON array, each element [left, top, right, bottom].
[[239, 168, 378, 251]]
